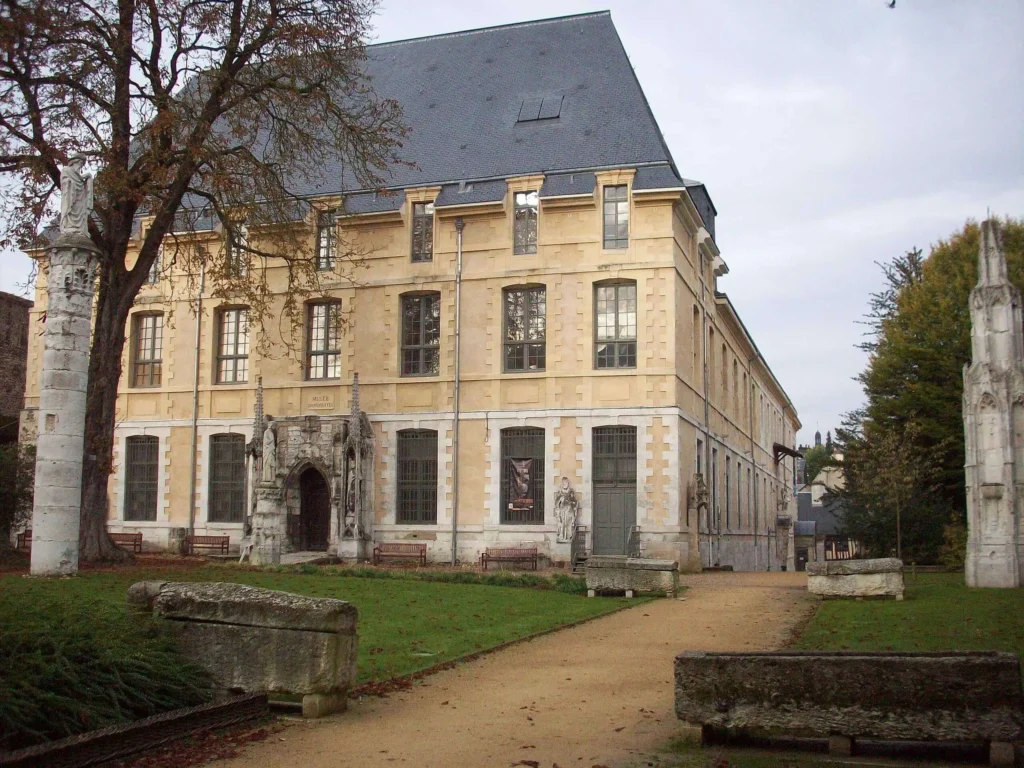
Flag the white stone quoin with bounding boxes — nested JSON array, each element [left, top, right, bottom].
[[30, 156, 98, 576], [963, 219, 1023, 588]]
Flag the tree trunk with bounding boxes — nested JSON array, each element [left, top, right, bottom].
[[79, 270, 134, 562]]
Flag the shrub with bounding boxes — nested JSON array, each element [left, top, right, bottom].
[[939, 518, 968, 572]]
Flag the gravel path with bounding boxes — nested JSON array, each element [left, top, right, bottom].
[[220, 571, 811, 768]]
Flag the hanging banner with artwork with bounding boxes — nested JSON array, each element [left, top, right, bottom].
[[508, 458, 534, 515]]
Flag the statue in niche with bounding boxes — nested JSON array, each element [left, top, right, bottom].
[[342, 451, 358, 538], [261, 418, 277, 483], [554, 477, 580, 543], [778, 484, 791, 511], [60, 153, 94, 236]]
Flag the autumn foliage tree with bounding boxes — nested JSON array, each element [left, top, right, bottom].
[[838, 219, 1024, 561], [0, 0, 405, 559]]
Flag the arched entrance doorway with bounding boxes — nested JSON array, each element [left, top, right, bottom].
[[299, 467, 331, 551]]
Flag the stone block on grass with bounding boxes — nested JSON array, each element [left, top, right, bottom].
[[806, 557, 905, 599]]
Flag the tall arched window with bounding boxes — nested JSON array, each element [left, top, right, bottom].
[[500, 427, 545, 523], [397, 429, 438, 523], [208, 434, 246, 522], [594, 281, 636, 369]]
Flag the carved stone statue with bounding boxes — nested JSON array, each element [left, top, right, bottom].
[[778, 484, 791, 510], [261, 418, 277, 483], [554, 477, 580, 543], [692, 474, 709, 511], [60, 153, 94, 236]]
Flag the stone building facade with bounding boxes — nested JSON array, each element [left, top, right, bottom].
[[0, 290, 31, 444], [20, 13, 801, 569]]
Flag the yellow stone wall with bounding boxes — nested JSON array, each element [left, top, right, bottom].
[[21, 170, 800, 568]]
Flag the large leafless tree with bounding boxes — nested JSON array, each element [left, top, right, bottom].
[[0, 0, 405, 559]]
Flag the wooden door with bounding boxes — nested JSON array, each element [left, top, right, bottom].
[[592, 426, 637, 556], [299, 467, 331, 551]]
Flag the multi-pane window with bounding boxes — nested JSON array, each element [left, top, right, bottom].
[[131, 313, 163, 387], [500, 427, 545, 524], [504, 286, 546, 372], [513, 191, 538, 254], [124, 435, 159, 521], [226, 224, 249, 277], [307, 301, 342, 380], [411, 201, 435, 262], [593, 425, 637, 485], [401, 293, 440, 376], [594, 282, 637, 369], [216, 308, 249, 384], [145, 245, 162, 285], [316, 211, 336, 270], [602, 185, 629, 249], [396, 429, 438, 523], [208, 434, 246, 523]]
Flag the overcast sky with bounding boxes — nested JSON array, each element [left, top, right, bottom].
[[2, 1, 1021, 444]]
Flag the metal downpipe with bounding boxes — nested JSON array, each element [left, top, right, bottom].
[[187, 262, 206, 537], [450, 218, 465, 565]]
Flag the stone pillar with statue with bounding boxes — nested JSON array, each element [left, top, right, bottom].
[[963, 219, 1023, 588], [250, 416, 282, 566], [30, 154, 99, 576]]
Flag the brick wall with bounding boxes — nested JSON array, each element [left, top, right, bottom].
[[0, 291, 32, 440]]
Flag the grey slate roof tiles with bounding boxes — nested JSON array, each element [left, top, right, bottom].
[[434, 180, 507, 207], [539, 172, 597, 198]]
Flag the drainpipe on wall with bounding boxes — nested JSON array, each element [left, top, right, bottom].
[[748, 353, 759, 571], [450, 217, 465, 566], [697, 250, 712, 569], [187, 262, 206, 537]]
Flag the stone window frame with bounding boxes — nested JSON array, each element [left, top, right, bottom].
[[145, 243, 162, 285], [215, 306, 250, 384], [395, 428, 438, 524], [316, 210, 336, 271], [225, 223, 250, 278], [130, 311, 164, 388], [207, 433, 247, 523], [502, 284, 546, 373], [124, 435, 160, 522], [410, 201, 435, 262], [306, 300, 342, 380], [400, 292, 441, 377], [593, 279, 637, 370], [513, 190, 539, 255], [602, 184, 629, 249]]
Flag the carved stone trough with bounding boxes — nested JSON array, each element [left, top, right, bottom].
[[806, 557, 905, 600], [585, 555, 678, 597], [128, 581, 358, 717], [675, 650, 1024, 765]]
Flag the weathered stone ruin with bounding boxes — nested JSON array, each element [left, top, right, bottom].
[[806, 557, 905, 600]]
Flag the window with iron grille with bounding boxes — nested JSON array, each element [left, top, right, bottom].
[[500, 427, 544, 524], [602, 184, 629, 249], [216, 308, 249, 384], [401, 293, 440, 376], [208, 434, 246, 523], [396, 429, 438, 523], [503, 286, 545, 372], [316, 211, 336, 270], [226, 224, 249, 277], [131, 313, 163, 387], [513, 191, 538, 254], [307, 301, 341, 380], [594, 282, 636, 369], [411, 201, 434, 262], [124, 435, 159, 521], [593, 426, 637, 486]]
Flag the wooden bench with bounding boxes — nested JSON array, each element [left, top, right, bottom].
[[480, 546, 538, 571], [372, 542, 427, 566], [110, 531, 143, 553], [183, 534, 230, 556], [15, 529, 31, 552]]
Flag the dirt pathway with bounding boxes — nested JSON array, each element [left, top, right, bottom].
[[220, 571, 811, 768]]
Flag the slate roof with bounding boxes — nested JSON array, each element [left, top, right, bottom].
[[293, 11, 678, 197], [434, 180, 507, 208]]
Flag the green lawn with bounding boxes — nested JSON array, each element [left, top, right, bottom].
[[0, 562, 630, 684], [793, 572, 1024, 656]]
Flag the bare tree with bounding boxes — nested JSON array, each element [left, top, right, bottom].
[[0, 0, 405, 559]]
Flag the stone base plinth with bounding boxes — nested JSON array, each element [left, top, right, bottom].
[[585, 556, 679, 596], [807, 558, 904, 599]]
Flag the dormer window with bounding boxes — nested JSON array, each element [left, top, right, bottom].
[[513, 191, 538, 255], [316, 211, 336, 271], [411, 201, 434, 262]]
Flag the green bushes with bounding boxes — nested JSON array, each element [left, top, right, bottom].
[[0, 595, 210, 751]]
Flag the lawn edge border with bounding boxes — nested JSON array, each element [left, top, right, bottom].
[[349, 595, 661, 699]]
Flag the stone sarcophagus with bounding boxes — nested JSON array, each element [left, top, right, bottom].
[[128, 581, 358, 717], [675, 651, 1024, 764], [806, 557, 904, 600], [585, 555, 678, 597]]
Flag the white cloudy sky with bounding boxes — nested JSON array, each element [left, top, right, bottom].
[[2, 1, 1021, 444]]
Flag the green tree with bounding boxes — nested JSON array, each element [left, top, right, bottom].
[[801, 444, 831, 485], [0, 444, 34, 550], [840, 218, 1024, 561]]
